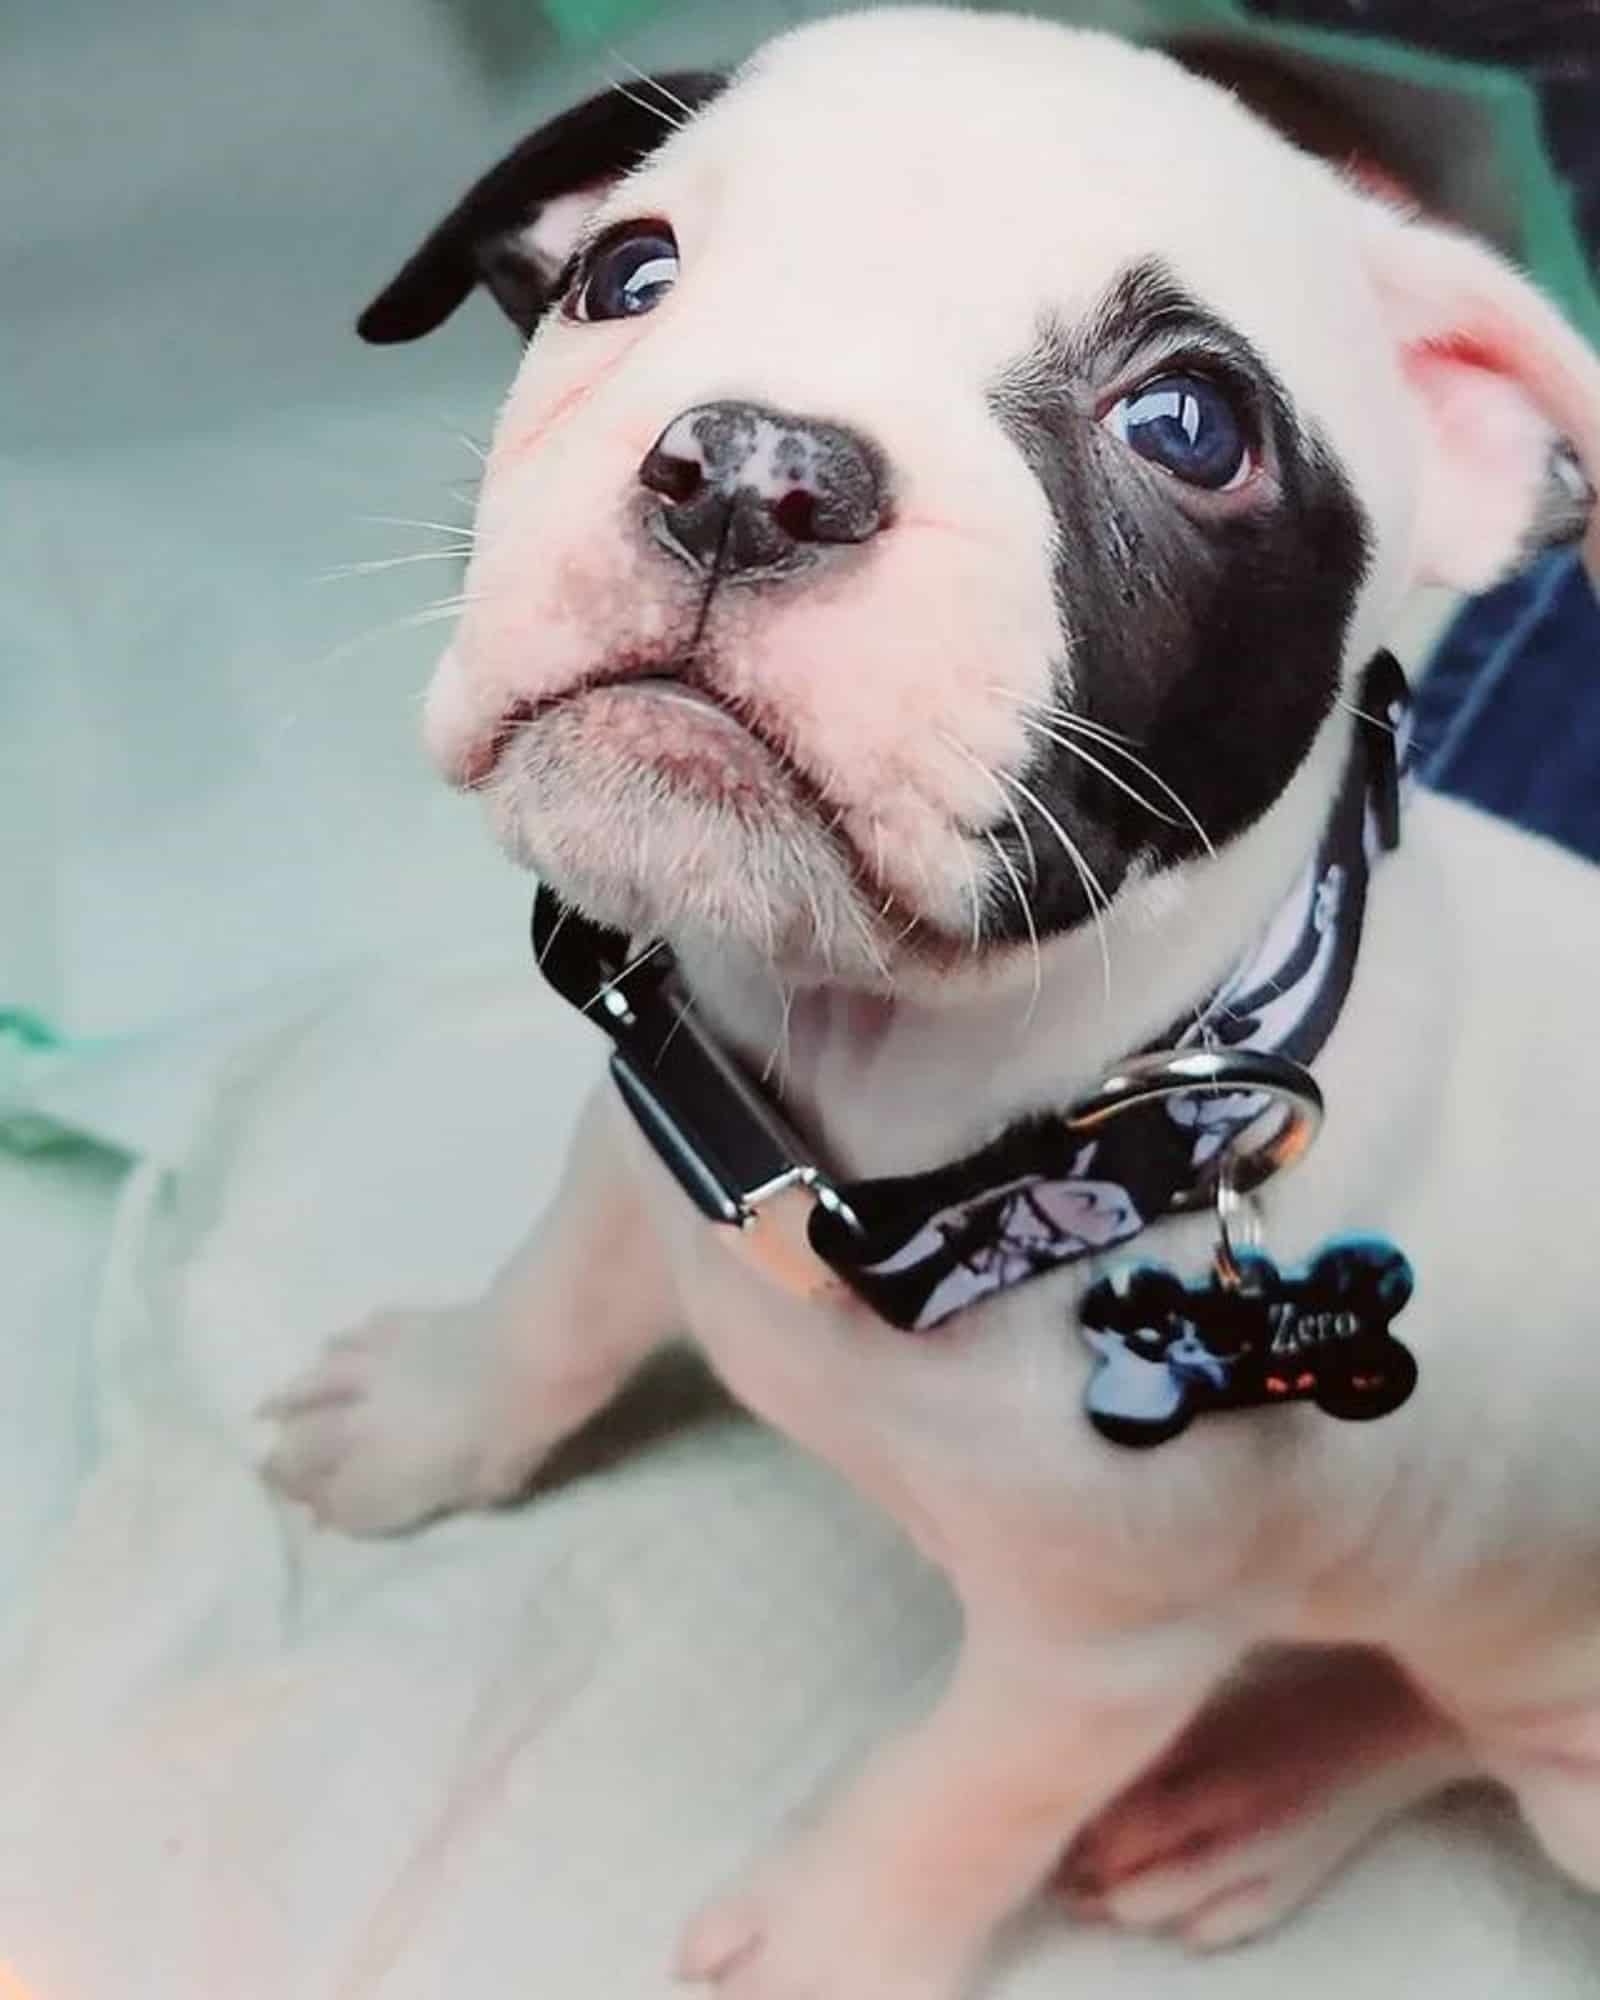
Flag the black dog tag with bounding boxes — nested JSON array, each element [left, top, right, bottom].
[[1079, 1238, 1416, 1449]]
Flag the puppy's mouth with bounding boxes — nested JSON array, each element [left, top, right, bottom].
[[467, 659, 785, 796], [464, 656, 936, 968]]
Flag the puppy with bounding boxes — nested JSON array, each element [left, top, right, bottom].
[[263, 9, 1600, 1994]]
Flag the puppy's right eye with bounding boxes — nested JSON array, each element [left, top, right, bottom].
[[1103, 372, 1254, 492], [570, 221, 680, 323]]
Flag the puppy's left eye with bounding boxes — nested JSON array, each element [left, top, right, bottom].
[[571, 222, 680, 323], [1103, 373, 1253, 492]]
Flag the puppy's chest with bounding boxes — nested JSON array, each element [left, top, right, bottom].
[[633, 1133, 1364, 1610]]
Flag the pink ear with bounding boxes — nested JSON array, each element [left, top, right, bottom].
[[1360, 206, 1600, 594]]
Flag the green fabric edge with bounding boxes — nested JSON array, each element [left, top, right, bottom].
[[0, 1011, 115, 1156], [539, 0, 672, 48], [1186, 10, 1600, 344]]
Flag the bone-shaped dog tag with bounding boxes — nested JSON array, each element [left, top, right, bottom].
[[1078, 1238, 1417, 1449]]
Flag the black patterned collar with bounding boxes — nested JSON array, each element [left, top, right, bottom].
[[533, 652, 1410, 1331]]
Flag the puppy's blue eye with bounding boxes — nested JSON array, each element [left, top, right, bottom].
[[574, 223, 679, 322], [1104, 373, 1253, 492]]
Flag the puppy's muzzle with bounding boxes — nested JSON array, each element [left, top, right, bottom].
[[639, 399, 888, 582]]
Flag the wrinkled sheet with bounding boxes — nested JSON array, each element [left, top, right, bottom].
[[5, 962, 1600, 2000]]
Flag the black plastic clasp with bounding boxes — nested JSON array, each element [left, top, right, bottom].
[[530, 886, 820, 1228], [1358, 649, 1408, 855]]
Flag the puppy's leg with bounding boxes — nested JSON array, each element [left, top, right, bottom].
[[677, 1620, 1230, 1999], [1449, 1666, 1600, 1894], [1061, 1646, 1476, 1949], [260, 1084, 677, 1533]]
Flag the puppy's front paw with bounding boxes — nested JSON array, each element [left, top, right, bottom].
[[258, 1307, 534, 1535], [677, 1846, 974, 2000], [1059, 1649, 1460, 1949]]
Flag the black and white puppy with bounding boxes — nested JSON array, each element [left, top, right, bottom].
[[263, 10, 1600, 1994]]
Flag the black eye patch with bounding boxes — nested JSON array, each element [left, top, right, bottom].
[[984, 258, 1370, 941]]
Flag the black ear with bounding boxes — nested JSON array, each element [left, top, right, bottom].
[[357, 71, 727, 345]]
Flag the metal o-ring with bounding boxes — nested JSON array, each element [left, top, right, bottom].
[[1065, 1047, 1324, 1203]]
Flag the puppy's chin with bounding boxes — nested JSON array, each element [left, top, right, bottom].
[[484, 701, 888, 981]]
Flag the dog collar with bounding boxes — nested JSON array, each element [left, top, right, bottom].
[[532, 652, 1410, 1331]]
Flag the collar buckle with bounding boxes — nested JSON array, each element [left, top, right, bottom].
[[531, 886, 862, 1293]]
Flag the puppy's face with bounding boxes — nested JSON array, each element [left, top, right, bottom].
[[370, 9, 1597, 987]]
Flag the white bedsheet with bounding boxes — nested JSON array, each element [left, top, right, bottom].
[[4, 962, 1599, 1999]]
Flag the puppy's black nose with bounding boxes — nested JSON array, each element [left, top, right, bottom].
[[638, 400, 887, 579]]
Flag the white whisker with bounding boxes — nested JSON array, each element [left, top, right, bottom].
[[534, 897, 575, 974], [994, 686, 1216, 860], [611, 53, 697, 126], [581, 937, 667, 1014], [753, 859, 780, 975], [1053, 718, 1216, 859], [1018, 714, 1185, 828], [981, 830, 1043, 1026], [318, 548, 472, 582], [314, 592, 482, 672], [420, 417, 489, 466], [763, 975, 797, 1088], [802, 854, 838, 978], [837, 875, 892, 984], [992, 764, 1114, 1004], [959, 846, 985, 957], [604, 69, 689, 133], [1336, 695, 1396, 737], [1017, 700, 1136, 750], [937, 729, 1040, 887], [654, 989, 699, 1063], [937, 729, 1045, 1007], [1018, 716, 1219, 864], [358, 513, 477, 541], [886, 840, 946, 950]]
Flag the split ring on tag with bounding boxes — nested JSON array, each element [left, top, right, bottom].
[[1211, 1164, 1263, 1292], [1072, 1050, 1419, 1449]]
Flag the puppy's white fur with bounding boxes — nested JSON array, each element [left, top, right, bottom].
[[265, 11, 1600, 1994]]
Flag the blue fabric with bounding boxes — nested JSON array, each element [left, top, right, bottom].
[[1414, 551, 1600, 862]]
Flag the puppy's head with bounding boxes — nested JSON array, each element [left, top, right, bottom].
[[366, 8, 1600, 990]]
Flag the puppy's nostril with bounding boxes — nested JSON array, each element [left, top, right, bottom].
[[639, 446, 704, 507], [772, 487, 818, 541]]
